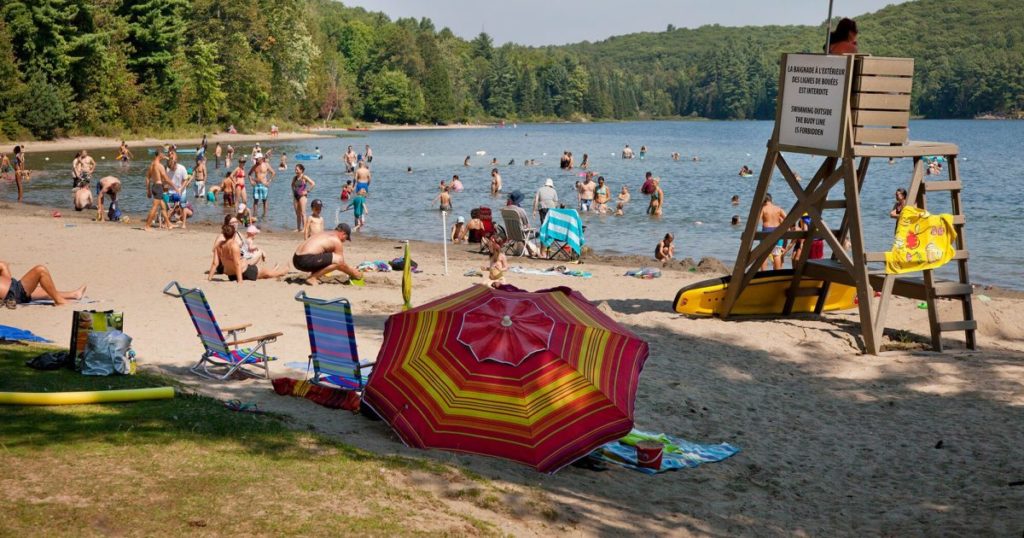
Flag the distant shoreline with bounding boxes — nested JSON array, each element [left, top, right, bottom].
[[0, 123, 492, 155], [0, 132, 332, 155]]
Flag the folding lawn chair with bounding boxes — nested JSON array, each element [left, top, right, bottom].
[[163, 281, 281, 380], [500, 208, 537, 257], [539, 208, 585, 261], [294, 291, 374, 391], [468, 207, 506, 253]]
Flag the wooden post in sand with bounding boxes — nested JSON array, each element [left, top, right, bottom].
[[722, 53, 976, 355]]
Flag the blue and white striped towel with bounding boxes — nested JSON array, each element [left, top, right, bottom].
[[539, 209, 585, 254]]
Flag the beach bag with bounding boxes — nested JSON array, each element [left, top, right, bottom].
[[389, 257, 418, 271], [108, 201, 122, 221], [69, 310, 124, 371], [80, 330, 135, 376]]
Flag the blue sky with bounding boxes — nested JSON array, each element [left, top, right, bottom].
[[339, 0, 910, 46]]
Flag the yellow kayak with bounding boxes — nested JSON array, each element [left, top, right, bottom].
[[673, 269, 857, 317]]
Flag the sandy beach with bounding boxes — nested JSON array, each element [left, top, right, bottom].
[[1, 201, 1022, 536]]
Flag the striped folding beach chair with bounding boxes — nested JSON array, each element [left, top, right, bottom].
[[539, 208, 585, 261], [294, 291, 374, 391], [163, 281, 281, 380]]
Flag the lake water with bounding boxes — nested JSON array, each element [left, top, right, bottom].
[[5, 120, 1022, 289]]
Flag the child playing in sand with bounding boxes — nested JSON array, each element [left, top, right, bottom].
[[343, 189, 367, 231], [451, 216, 468, 243], [236, 203, 252, 227], [482, 235, 509, 288], [245, 225, 266, 262], [655, 233, 675, 266], [304, 199, 325, 239]]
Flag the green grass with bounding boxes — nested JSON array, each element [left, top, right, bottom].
[[0, 344, 499, 536]]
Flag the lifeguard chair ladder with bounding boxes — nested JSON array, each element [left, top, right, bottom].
[[722, 54, 976, 355]]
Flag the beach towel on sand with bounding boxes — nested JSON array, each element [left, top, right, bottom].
[[624, 268, 661, 279], [0, 325, 51, 343], [885, 206, 957, 274], [590, 429, 739, 474]]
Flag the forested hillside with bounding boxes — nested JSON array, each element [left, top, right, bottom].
[[0, 0, 1021, 140]]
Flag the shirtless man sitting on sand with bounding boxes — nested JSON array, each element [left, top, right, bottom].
[[759, 193, 788, 270], [292, 224, 363, 285], [95, 176, 121, 222], [74, 180, 95, 211], [0, 261, 85, 307], [214, 224, 286, 283]]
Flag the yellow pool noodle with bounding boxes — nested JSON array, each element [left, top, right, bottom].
[[0, 386, 175, 406]]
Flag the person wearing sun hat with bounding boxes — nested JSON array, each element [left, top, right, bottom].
[[451, 216, 468, 244], [533, 178, 559, 224]]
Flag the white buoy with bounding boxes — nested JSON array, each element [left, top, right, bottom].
[[45, 157, 50, 161], [101, 156, 106, 160], [475, 150, 486, 156]]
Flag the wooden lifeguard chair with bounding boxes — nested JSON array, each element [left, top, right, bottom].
[[723, 53, 976, 355]]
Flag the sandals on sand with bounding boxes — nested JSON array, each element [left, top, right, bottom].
[[224, 399, 266, 414]]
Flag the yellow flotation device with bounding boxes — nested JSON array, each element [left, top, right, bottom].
[[0, 386, 174, 406], [885, 206, 957, 274]]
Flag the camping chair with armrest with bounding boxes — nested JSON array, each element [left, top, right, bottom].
[[163, 281, 281, 380], [468, 207, 506, 253], [294, 291, 374, 391], [539, 208, 585, 261], [500, 207, 537, 257]]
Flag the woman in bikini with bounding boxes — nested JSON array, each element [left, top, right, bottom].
[[13, 145, 26, 202], [647, 178, 664, 216], [291, 163, 316, 232], [232, 159, 247, 205]]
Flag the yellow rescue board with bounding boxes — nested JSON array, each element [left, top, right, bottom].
[[673, 270, 857, 317]]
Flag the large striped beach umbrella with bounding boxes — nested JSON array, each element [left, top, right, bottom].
[[362, 284, 649, 473]]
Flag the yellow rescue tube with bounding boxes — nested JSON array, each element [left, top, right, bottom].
[[0, 386, 175, 406]]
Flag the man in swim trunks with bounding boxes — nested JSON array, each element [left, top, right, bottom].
[[248, 156, 275, 218], [292, 224, 363, 286], [759, 193, 788, 270], [95, 176, 121, 222], [0, 261, 85, 307], [354, 162, 371, 194], [145, 152, 171, 230], [578, 174, 596, 212], [215, 224, 286, 284], [344, 146, 357, 173]]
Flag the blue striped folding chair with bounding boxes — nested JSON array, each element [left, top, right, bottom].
[[539, 208, 585, 261], [294, 291, 374, 391], [163, 281, 281, 380]]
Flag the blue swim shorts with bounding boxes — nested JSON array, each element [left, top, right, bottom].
[[253, 184, 269, 201]]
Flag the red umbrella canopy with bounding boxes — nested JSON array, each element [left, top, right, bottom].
[[362, 284, 650, 473], [457, 296, 555, 366]]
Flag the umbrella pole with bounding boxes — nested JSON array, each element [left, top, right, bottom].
[[825, 0, 834, 53], [442, 210, 449, 275]]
